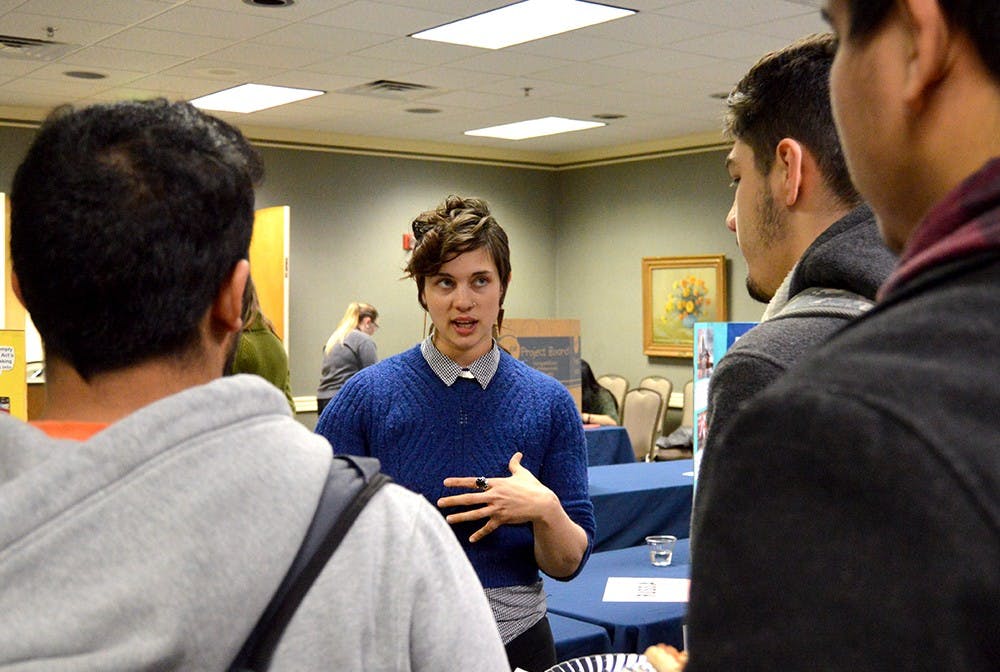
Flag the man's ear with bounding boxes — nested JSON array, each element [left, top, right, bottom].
[[212, 259, 250, 335], [773, 138, 804, 207], [899, 0, 951, 108]]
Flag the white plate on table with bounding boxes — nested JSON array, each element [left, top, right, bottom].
[[545, 653, 655, 672]]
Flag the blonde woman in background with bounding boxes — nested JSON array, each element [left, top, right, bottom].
[[316, 302, 379, 414]]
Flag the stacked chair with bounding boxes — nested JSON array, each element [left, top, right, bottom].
[[637, 375, 673, 442], [596, 373, 628, 419], [620, 387, 664, 462]]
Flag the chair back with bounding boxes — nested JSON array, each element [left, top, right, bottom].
[[621, 387, 664, 461], [680, 379, 694, 429], [597, 374, 628, 418], [638, 375, 673, 437]]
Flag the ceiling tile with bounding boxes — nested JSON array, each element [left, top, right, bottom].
[[15, 0, 169, 25], [252, 22, 393, 53], [659, 0, 813, 28], [0, 0, 837, 157], [140, 5, 288, 40], [60, 45, 187, 72], [305, 1, 454, 34], [209, 41, 330, 69], [351, 36, 480, 67], [186, 0, 354, 21], [1, 11, 124, 44], [97, 26, 233, 57], [597, 47, 718, 75], [452, 51, 575, 77]]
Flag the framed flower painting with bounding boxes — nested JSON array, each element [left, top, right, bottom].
[[642, 255, 727, 358]]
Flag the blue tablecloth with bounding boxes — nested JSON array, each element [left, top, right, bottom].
[[589, 460, 694, 551], [547, 540, 691, 653], [549, 613, 613, 661], [584, 426, 635, 466]]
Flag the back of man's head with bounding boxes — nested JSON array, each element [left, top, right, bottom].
[[11, 99, 262, 380], [842, 0, 1000, 83], [725, 33, 859, 207]]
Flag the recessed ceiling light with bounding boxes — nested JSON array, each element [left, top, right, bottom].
[[411, 0, 636, 50], [710, 92, 729, 100], [405, 107, 442, 114], [243, 0, 294, 7], [63, 70, 106, 79], [190, 83, 324, 113], [592, 113, 625, 120], [465, 116, 605, 140]]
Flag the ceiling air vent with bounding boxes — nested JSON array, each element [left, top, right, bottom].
[[0, 34, 77, 61], [339, 79, 436, 101]]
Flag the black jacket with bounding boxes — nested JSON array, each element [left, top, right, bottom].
[[688, 213, 1000, 669]]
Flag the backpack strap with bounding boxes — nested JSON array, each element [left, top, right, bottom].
[[769, 287, 876, 322], [230, 455, 392, 672]]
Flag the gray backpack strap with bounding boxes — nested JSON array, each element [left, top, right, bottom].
[[770, 287, 876, 321], [230, 455, 391, 672]]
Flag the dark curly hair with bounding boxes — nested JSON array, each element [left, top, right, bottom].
[[11, 99, 262, 380]]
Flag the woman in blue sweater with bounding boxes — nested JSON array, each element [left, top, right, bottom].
[[316, 195, 594, 671]]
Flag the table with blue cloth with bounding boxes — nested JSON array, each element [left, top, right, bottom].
[[589, 460, 694, 552], [546, 540, 691, 653], [584, 425, 635, 466], [549, 613, 612, 661]]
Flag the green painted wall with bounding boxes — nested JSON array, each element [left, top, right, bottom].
[[2, 124, 763, 426]]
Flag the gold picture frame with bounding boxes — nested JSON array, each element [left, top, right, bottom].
[[642, 255, 727, 358]]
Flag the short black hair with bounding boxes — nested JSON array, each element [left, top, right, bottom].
[[724, 33, 860, 207], [11, 99, 262, 380], [842, 0, 999, 82]]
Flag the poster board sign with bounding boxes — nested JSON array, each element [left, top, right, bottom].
[[0, 329, 27, 420], [691, 321, 756, 487], [498, 319, 581, 409]]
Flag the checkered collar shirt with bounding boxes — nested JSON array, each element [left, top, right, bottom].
[[420, 335, 499, 389]]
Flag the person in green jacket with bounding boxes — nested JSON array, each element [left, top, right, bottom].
[[230, 276, 294, 411]]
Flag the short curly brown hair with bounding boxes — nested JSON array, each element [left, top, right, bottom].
[[405, 195, 511, 314]]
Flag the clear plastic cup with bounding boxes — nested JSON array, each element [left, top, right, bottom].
[[645, 535, 677, 567]]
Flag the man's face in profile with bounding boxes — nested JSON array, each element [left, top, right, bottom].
[[725, 139, 790, 302], [823, 0, 909, 251]]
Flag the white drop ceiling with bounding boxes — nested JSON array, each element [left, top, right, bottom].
[[0, 0, 828, 161]]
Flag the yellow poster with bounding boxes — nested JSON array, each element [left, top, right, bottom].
[[0, 329, 27, 420]]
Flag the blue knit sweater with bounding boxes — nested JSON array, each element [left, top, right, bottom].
[[316, 345, 595, 589]]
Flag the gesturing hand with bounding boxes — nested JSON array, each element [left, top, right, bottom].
[[438, 452, 560, 543]]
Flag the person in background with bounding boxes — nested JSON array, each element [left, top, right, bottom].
[[700, 33, 896, 467], [230, 275, 295, 411], [316, 195, 594, 672], [580, 359, 618, 426], [316, 301, 378, 414], [0, 99, 508, 671], [687, 0, 1000, 669]]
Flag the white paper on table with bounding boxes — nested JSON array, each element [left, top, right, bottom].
[[602, 577, 690, 602]]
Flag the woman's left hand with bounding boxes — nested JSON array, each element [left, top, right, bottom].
[[438, 452, 560, 543]]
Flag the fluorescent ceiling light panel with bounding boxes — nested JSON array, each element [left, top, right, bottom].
[[465, 116, 605, 140], [190, 83, 324, 113], [411, 0, 636, 50]]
